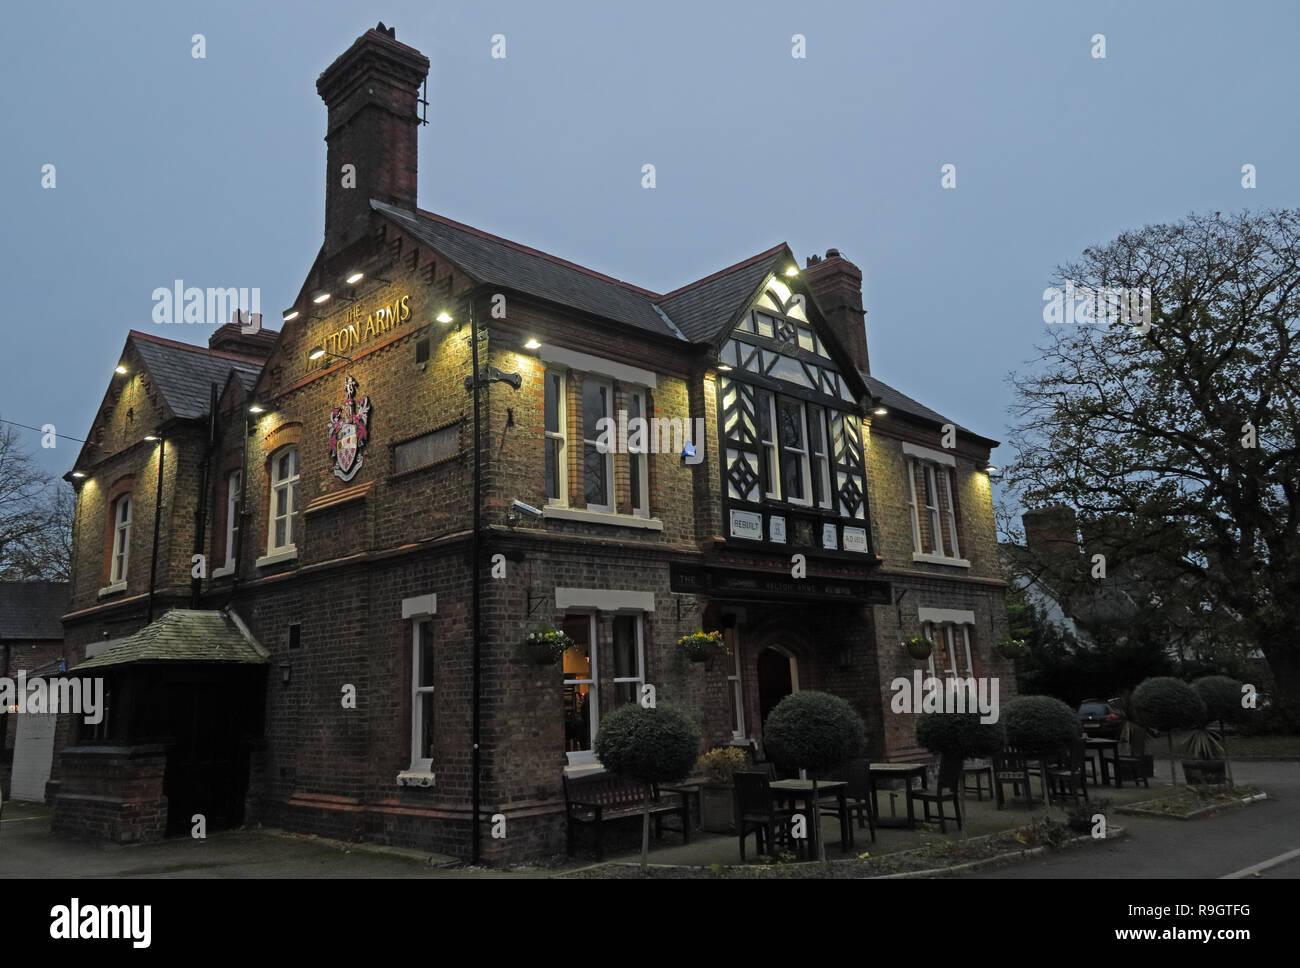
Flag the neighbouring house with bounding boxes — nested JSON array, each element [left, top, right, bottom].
[[51, 23, 1009, 862], [0, 580, 71, 803]]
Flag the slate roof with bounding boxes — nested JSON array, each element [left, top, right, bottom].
[[0, 581, 70, 640], [656, 245, 789, 343], [71, 609, 269, 670], [372, 201, 677, 337], [129, 332, 265, 420], [862, 373, 998, 446]]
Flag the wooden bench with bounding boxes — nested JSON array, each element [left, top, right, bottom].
[[563, 772, 691, 859]]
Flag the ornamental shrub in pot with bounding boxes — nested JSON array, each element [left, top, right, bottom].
[[594, 703, 701, 873], [1131, 676, 1207, 786], [915, 712, 1005, 837], [696, 747, 748, 834]]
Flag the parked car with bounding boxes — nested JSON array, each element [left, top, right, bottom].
[[1078, 699, 1125, 739]]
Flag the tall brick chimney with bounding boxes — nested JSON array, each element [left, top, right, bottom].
[[803, 249, 869, 374], [1022, 505, 1080, 554], [317, 23, 430, 259]]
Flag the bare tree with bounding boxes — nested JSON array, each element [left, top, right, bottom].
[[1004, 210, 1300, 709], [0, 418, 73, 581]]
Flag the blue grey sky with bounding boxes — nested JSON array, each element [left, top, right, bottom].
[[3, 0, 1297, 485]]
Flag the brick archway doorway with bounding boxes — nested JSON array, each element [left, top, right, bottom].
[[757, 646, 800, 726]]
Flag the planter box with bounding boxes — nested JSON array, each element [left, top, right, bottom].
[[700, 784, 735, 834], [1182, 759, 1227, 785]]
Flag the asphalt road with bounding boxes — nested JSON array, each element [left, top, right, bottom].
[[958, 759, 1299, 879]]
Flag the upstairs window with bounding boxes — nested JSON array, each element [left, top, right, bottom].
[[777, 398, 811, 506], [907, 455, 961, 558], [224, 470, 241, 569], [269, 448, 300, 554], [626, 388, 649, 517], [582, 379, 613, 512], [110, 495, 131, 583]]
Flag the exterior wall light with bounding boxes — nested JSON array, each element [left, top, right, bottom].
[[436, 311, 454, 324], [872, 407, 888, 416], [345, 271, 364, 284], [115, 365, 128, 375], [248, 404, 266, 415], [524, 338, 541, 350], [312, 291, 332, 304], [283, 309, 301, 322], [71, 471, 86, 479], [984, 465, 998, 475]]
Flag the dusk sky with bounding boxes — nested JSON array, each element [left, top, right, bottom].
[[4, 0, 1297, 496]]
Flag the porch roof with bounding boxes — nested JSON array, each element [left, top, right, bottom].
[[70, 609, 269, 671]]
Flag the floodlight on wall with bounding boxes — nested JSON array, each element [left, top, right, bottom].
[[143, 434, 160, 442], [71, 471, 86, 479], [872, 407, 888, 416], [524, 338, 541, 350], [283, 309, 301, 322], [345, 271, 365, 284], [718, 363, 733, 372], [312, 291, 332, 304], [436, 311, 454, 324], [248, 404, 266, 415], [309, 346, 354, 364], [115, 365, 128, 375], [784, 266, 799, 277], [984, 464, 999, 475]]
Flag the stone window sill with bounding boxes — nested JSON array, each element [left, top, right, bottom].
[[912, 553, 971, 569], [256, 548, 299, 569], [97, 581, 127, 599], [396, 770, 436, 788], [544, 507, 663, 531], [212, 563, 236, 579]]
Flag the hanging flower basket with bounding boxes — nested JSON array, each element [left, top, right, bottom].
[[903, 635, 934, 661], [524, 627, 575, 666], [997, 636, 1029, 659], [678, 630, 725, 663]]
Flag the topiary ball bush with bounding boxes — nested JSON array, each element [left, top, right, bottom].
[[915, 712, 1005, 759], [1003, 695, 1078, 753], [763, 691, 866, 774], [1132, 677, 1206, 733], [594, 703, 701, 784], [1192, 675, 1243, 726]]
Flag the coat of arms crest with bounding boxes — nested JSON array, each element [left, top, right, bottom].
[[328, 375, 371, 482]]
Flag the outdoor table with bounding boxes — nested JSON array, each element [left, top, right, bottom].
[[768, 779, 850, 856], [659, 782, 702, 830], [1084, 738, 1122, 788], [867, 763, 928, 829]]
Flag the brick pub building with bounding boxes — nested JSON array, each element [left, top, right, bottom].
[[52, 24, 1011, 861]]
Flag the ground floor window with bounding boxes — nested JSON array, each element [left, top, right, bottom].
[[611, 614, 645, 706], [562, 614, 597, 754], [410, 619, 435, 771], [725, 629, 745, 740], [925, 622, 973, 677]]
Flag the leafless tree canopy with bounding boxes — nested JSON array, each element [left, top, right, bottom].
[[0, 418, 73, 581], [1004, 210, 1300, 706]]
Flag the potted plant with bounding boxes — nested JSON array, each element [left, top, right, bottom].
[[1131, 676, 1207, 786], [696, 746, 748, 834], [996, 635, 1028, 659], [523, 626, 574, 666], [1186, 675, 1242, 786], [763, 691, 867, 869], [678, 630, 725, 663], [594, 704, 701, 873], [1003, 695, 1080, 815], [903, 633, 934, 660]]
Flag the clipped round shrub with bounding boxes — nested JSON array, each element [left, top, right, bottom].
[[1003, 695, 1078, 753], [1131, 677, 1206, 733], [1192, 675, 1243, 726], [763, 691, 866, 773], [915, 712, 1005, 759], [594, 703, 701, 784]]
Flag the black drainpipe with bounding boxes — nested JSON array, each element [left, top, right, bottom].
[[222, 409, 252, 610], [146, 435, 166, 623], [191, 384, 218, 608]]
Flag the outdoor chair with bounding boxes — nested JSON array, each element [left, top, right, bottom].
[[733, 771, 794, 862], [838, 759, 878, 842], [907, 753, 963, 833], [1115, 728, 1151, 788], [992, 751, 1038, 809], [1047, 738, 1089, 803], [962, 760, 994, 801]]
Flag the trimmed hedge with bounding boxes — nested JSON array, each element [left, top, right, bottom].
[[1192, 675, 1243, 726], [915, 712, 1005, 759], [1132, 677, 1206, 733], [1003, 695, 1078, 753], [763, 691, 866, 773], [594, 703, 701, 784]]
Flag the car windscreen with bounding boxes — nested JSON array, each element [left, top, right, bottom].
[[1079, 704, 1109, 716]]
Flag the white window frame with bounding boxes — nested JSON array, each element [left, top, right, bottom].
[[410, 618, 435, 773], [545, 370, 568, 507], [626, 387, 650, 518], [110, 495, 131, 583], [727, 631, 746, 740], [777, 398, 813, 507], [563, 613, 600, 758], [223, 469, 242, 570], [582, 378, 615, 513], [268, 447, 300, 555], [809, 406, 833, 510], [923, 463, 943, 555], [906, 458, 922, 553], [940, 465, 961, 558], [611, 613, 646, 706], [924, 623, 972, 678]]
